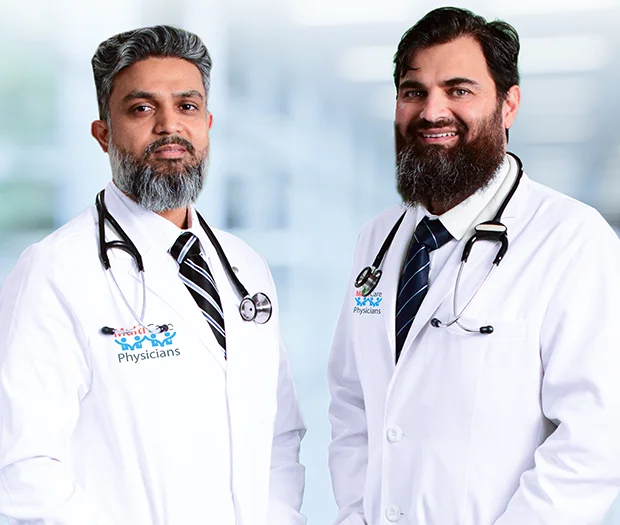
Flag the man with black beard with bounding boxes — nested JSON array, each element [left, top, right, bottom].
[[0, 26, 306, 525], [328, 8, 620, 525], [396, 99, 505, 213]]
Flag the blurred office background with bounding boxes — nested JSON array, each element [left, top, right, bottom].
[[1, 0, 620, 523]]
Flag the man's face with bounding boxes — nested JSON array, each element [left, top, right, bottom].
[[92, 57, 212, 212], [394, 36, 519, 212]]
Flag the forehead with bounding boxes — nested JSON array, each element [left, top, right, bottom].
[[400, 36, 494, 87], [110, 57, 205, 100]]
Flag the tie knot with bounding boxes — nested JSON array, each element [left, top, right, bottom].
[[413, 216, 452, 252], [170, 231, 201, 263]]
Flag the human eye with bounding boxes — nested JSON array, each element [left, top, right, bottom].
[[401, 89, 426, 100], [179, 102, 199, 112], [450, 87, 471, 97], [131, 104, 154, 114]]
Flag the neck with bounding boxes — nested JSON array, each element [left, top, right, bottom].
[[157, 208, 190, 229]]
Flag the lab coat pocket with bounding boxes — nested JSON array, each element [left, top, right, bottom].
[[424, 316, 531, 383], [442, 317, 527, 340]]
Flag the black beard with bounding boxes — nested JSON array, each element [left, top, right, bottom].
[[110, 136, 208, 213], [396, 104, 506, 212]]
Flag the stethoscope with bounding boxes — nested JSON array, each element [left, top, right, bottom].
[[354, 152, 524, 335], [96, 190, 272, 337]]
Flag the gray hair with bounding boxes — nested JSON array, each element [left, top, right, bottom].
[[91, 25, 212, 120]]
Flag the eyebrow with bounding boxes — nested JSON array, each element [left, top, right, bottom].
[[174, 90, 204, 100], [122, 89, 204, 103], [398, 77, 481, 90], [442, 77, 481, 88]]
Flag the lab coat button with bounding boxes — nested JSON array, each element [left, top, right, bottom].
[[385, 506, 402, 522], [386, 426, 403, 442]]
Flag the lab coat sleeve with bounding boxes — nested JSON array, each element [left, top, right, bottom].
[[328, 280, 368, 525], [494, 220, 620, 525], [0, 245, 99, 524], [267, 336, 307, 525]]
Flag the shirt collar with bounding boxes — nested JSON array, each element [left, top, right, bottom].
[[432, 155, 516, 241], [107, 182, 208, 256]]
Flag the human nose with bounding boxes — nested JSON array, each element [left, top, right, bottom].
[[153, 105, 181, 135], [418, 91, 450, 124]]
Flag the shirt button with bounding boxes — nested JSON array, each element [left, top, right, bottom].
[[386, 426, 403, 442], [385, 505, 402, 522]]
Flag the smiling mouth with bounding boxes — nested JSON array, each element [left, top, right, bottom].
[[420, 131, 458, 138]]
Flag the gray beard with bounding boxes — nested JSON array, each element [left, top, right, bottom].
[[109, 140, 207, 213]]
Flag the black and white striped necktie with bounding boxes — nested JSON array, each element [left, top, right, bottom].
[[170, 232, 226, 358]]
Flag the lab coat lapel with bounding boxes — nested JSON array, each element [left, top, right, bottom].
[[381, 207, 424, 360], [380, 207, 469, 361], [100, 186, 227, 370], [128, 249, 228, 371]]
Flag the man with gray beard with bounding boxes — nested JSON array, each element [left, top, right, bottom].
[[0, 26, 306, 525], [328, 7, 620, 525]]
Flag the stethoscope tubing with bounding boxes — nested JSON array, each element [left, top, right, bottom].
[[444, 261, 497, 330]]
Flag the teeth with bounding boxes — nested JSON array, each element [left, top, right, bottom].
[[423, 132, 457, 138]]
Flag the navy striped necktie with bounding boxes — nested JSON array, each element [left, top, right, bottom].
[[170, 232, 227, 358], [395, 216, 452, 363]]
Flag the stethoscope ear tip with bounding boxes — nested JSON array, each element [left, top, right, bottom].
[[101, 326, 116, 335]]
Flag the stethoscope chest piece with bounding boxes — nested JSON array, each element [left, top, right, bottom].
[[239, 293, 272, 324], [355, 267, 382, 297]]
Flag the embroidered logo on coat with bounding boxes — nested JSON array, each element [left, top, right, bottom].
[[113, 326, 181, 364], [352, 290, 383, 315]]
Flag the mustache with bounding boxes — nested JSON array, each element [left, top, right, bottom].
[[411, 118, 468, 134], [143, 136, 196, 158]]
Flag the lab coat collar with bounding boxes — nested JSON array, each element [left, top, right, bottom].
[[105, 182, 211, 257], [435, 154, 516, 241]]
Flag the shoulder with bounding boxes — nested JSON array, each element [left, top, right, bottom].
[[9, 207, 98, 280], [208, 226, 273, 284], [510, 177, 620, 282], [210, 227, 265, 262], [521, 176, 616, 242], [354, 203, 410, 251], [0, 207, 100, 321]]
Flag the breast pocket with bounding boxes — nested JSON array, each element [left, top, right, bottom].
[[419, 312, 532, 397], [442, 317, 528, 340]]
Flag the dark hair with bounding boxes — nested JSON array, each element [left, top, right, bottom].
[[393, 7, 520, 99], [92, 25, 212, 120]]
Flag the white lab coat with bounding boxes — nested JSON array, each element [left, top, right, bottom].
[[328, 173, 620, 525], [0, 185, 306, 525]]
